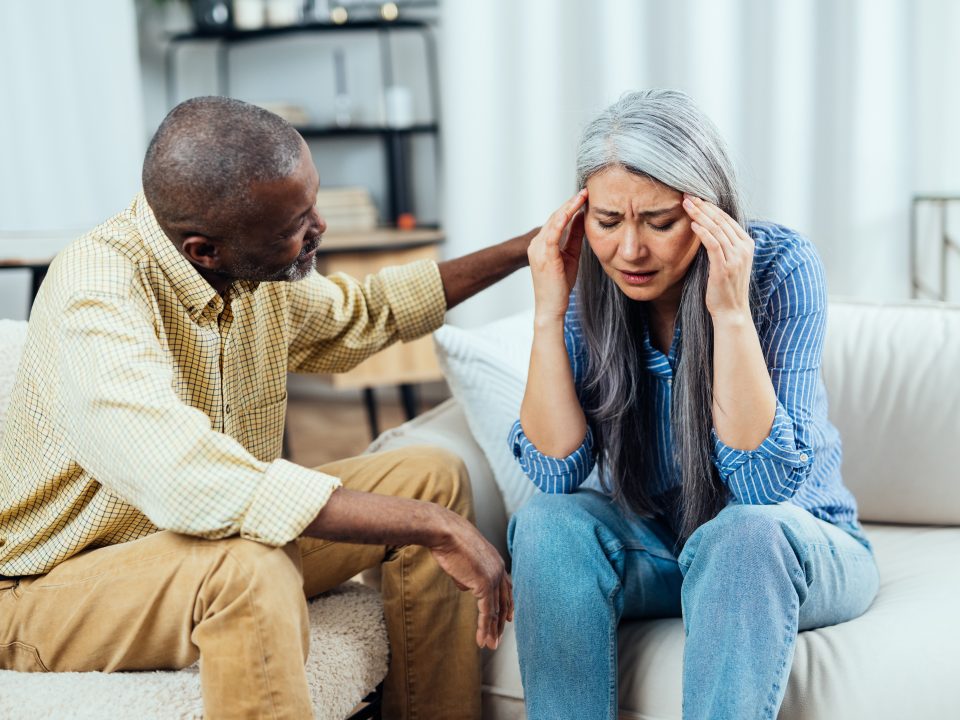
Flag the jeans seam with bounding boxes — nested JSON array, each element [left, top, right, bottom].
[[223, 547, 282, 720], [762, 568, 802, 720], [607, 580, 620, 720], [400, 547, 415, 720]]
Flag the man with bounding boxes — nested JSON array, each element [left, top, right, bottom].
[[0, 97, 533, 719]]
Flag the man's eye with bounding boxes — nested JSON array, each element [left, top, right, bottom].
[[598, 220, 619, 229], [650, 220, 676, 232]]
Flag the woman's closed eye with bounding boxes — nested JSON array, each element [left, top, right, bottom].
[[649, 219, 676, 232]]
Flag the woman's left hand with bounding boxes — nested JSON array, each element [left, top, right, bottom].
[[682, 194, 755, 322]]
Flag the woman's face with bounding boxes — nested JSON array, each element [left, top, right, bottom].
[[584, 166, 700, 307]]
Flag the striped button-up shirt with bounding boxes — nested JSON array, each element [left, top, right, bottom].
[[0, 194, 446, 576], [509, 222, 859, 530]]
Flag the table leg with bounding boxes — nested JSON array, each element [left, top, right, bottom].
[[399, 384, 418, 421], [363, 387, 380, 440]]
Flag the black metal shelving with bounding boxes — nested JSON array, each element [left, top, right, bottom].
[[164, 18, 441, 224]]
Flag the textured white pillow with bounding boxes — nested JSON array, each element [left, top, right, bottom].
[[433, 312, 536, 515]]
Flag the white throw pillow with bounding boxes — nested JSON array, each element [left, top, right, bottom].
[[433, 312, 537, 515]]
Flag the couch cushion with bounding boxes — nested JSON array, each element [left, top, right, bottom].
[[433, 313, 539, 515], [367, 398, 510, 560], [483, 524, 960, 719], [821, 300, 960, 524]]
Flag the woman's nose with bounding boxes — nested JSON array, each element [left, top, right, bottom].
[[618, 226, 645, 261]]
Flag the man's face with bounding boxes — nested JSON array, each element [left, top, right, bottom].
[[223, 141, 326, 283]]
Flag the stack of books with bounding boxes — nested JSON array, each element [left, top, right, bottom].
[[315, 186, 379, 233]]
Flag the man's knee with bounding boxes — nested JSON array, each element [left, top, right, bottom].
[[379, 445, 473, 517], [202, 537, 310, 653]]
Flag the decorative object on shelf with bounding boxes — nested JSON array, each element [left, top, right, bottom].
[[330, 5, 349, 24], [316, 186, 379, 232], [252, 101, 310, 125], [265, 0, 301, 26], [333, 48, 352, 127], [232, 0, 265, 29], [383, 85, 413, 128], [380, 2, 399, 21], [396, 212, 417, 231], [910, 195, 960, 302], [190, 0, 232, 32]]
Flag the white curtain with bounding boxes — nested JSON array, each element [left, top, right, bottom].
[[0, 0, 144, 318], [439, 0, 960, 327]]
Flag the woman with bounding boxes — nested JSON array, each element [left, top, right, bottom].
[[508, 90, 879, 720]]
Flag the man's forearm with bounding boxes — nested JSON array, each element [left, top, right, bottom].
[[303, 487, 454, 547], [437, 228, 538, 309]]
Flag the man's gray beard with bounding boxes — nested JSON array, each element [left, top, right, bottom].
[[229, 253, 317, 283]]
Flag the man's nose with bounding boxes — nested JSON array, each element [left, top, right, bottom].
[[310, 206, 327, 234]]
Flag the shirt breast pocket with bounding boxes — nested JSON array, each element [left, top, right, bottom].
[[235, 394, 287, 463]]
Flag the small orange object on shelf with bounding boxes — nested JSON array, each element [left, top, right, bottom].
[[396, 212, 417, 231]]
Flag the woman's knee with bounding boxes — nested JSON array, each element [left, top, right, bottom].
[[508, 492, 613, 575], [679, 504, 800, 572]]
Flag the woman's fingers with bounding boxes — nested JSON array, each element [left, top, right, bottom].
[[561, 209, 585, 259], [683, 195, 733, 258], [544, 189, 588, 249]]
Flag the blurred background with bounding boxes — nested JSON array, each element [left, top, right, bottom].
[[1, 0, 959, 453]]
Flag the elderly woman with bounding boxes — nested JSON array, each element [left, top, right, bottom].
[[508, 90, 879, 719]]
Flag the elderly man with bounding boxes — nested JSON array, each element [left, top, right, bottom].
[[0, 97, 531, 719]]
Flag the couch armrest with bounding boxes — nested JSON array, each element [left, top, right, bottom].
[[366, 399, 510, 561]]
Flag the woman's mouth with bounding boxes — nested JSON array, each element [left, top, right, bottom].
[[620, 269, 657, 285]]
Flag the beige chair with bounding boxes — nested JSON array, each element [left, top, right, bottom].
[[370, 299, 960, 720], [0, 319, 388, 720]]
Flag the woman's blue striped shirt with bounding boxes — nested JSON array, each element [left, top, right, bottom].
[[508, 222, 860, 530]]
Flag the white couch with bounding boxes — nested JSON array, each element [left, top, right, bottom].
[[369, 299, 960, 720]]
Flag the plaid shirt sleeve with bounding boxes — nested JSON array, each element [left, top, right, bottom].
[[58, 290, 340, 546], [285, 259, 447, 373]]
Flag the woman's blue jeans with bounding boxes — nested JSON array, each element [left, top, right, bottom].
[[507, 490, 879, 720]]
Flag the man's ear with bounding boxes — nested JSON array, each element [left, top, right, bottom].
[[181, 234, 225, 271]]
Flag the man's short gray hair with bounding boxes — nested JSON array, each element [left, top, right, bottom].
[[142, 96, 304, 234]]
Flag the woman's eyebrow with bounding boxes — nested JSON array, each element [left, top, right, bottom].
[[591, 203, 680, 218]]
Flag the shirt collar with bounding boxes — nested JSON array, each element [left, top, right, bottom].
[[639, 320, 679, 379], [134, 193, 259, 321]]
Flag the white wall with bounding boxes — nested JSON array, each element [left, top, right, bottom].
[[0, 0, 144, 320], [5, 1, 960, 321]]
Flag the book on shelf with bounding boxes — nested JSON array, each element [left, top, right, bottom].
[[316, 186, 379, 233]]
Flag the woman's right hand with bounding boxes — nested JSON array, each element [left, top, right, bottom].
[[527, 189, 588, 322]]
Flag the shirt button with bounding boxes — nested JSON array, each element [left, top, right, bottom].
[[667, 379, 673, 386], [799, 452, 809, 463], [225, 404, 231, 414]]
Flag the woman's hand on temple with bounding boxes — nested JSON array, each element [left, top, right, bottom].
[[527, 189, 588, 323], [682, 194, 755, 322]]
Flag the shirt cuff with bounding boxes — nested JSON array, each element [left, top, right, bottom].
[[379, 260, 447, 342], [240, 459, 342, 546], [508, 419, 595, 493], [711, 403, 813, 475]]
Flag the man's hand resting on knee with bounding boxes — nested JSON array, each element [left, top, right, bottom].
[[304, 488, 513, 649]]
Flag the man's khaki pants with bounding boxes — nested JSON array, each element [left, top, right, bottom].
[[0, 446, 481, 720]]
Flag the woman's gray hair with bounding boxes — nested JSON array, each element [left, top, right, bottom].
[[575, 89, 753, 545]]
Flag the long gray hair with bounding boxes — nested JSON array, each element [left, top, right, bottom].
[[576, 89, 752, 544]]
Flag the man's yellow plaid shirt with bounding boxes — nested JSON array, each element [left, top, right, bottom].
[[0, 194, 446, 576]]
